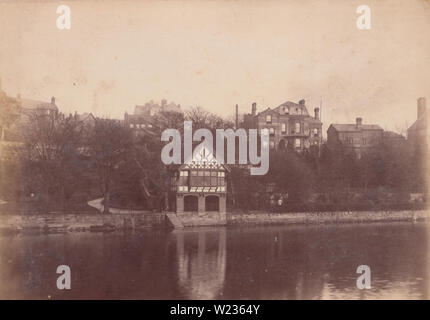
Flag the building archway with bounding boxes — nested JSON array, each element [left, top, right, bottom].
[[184, 195, 198, 212], [205, 195, 220, 212], [278, 139, 287, 150]]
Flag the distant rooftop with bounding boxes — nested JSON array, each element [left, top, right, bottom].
[[330, 124, 383, 132]]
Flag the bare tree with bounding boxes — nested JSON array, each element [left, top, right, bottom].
[[88, 118, 133, 213], [23, 112, 85, 210]]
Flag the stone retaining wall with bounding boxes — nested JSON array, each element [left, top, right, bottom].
[[0, 210, 428, 233], [228, 210, 430, 225], [0, 213, 167, 233]]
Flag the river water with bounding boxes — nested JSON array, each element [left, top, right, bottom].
[[0, 221, 429, 299]]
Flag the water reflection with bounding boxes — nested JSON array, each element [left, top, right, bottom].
[[0, 221, 429, 299], [175, 228, 226, 299]]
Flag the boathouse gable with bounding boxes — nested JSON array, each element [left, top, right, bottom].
[[173, 145, 228, 215]]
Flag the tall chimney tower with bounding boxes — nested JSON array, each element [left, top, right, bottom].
[[417, 97, 426, 119], [356, 117, 363, 128], [235, 104, 239, 129], [314, 107, 320, 120], [251, 102, 257, 116]]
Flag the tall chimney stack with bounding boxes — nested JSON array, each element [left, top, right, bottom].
[[51, 96, 56, 105], [251, 102, 257, 116], [235, 104, 239, 129], [417, 97, 426, 119], [356, 117, 363, 128], [314, 107, 320, 120]]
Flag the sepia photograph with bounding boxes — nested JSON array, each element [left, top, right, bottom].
[[0, 0, 430, 307]]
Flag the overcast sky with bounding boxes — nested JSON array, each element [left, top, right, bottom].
[[1, 0, 430, 135]]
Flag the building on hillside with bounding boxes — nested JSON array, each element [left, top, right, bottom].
[[170, 145, 229, 215], [135, 99, 181, 117], [124, 99, 182, 134], [243, 99, 323, 151], [0, 80, 21, 142], [19, 96, 58, 119], [327, 117, 384, 158], [383, 131, 407, 149], [0, 78, 59, 142], [407, 97, 429, 152], [407, 97, 430, 195]]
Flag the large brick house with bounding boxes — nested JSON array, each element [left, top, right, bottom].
[[243, 99, 322, 151], [327, 117, 384, 158]]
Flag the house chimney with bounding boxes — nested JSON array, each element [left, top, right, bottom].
[[417, 97, 426, 119], [356, 117, 363, 127], [314, 107, 320, 120], [299, 99, 305, 105], [252, 102, 257, 116], [235, 104, 239, 129], [51, 96, 56, 105]]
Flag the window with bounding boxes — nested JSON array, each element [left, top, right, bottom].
[[281, 123, 286, 133], [218, 172, 225, 186], [269, 127, 275, 135], [130, 124, 134, 128], [148, 124, 153, 128], [266, 115, 272, 123], [180, 171, 189, 177], [295, 139, 301, 148], [362, 138, 367, 145], [313, 128, 318, 137], [285, 107, 289, 114], [270, 141, 275, 148], [210, 171, 217, 186], [295, 123, 301, 133], [190, 170, 198, 185]]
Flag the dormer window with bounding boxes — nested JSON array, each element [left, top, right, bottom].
[[313, 128, 318, 137], [266, 115, 272, 123]]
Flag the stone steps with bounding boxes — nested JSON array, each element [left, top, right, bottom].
[[166, 214, 184, 229]]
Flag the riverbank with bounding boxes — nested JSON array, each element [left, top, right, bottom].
[[0, 212, 167, 233], [0, 209, 429, 233], [228, 209, 430, 226]]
